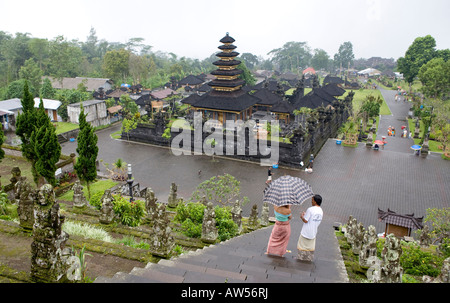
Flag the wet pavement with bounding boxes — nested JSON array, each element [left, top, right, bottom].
[[62, 87, 449, 283]]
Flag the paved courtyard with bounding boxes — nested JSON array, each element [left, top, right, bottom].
[[61, 88, 450, 235], [62, 87, 449, 283]]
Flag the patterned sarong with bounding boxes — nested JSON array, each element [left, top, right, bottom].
[[266, 221, 291, 256]]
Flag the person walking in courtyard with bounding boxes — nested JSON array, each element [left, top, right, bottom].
[[266, 204, 292, 257], [266, 166, 273, 185], [297, 194, 323, 261]]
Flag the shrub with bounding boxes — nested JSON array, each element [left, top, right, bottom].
[[400, 244, 444, 277], [175, 202, 238, 240], [89, 190, 105, 210], [214, 206, 238, 241], [112, 194, 146, 227], [63, 220, 113, 242], [181, 218, 202, 238]]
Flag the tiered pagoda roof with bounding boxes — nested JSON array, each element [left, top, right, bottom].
[[190, 33, 260, 112], [208, 33, 245, 92]]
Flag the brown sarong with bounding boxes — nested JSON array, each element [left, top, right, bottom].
[[266, 221, 291, 256]]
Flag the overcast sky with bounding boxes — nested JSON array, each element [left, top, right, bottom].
[[1, 0, 449, 61]]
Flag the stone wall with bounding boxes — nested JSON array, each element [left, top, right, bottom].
[[122, 97, 351, 168]]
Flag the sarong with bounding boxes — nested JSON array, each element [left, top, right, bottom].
[[297, 234, 316, 261], [266, 221, 291, 256]]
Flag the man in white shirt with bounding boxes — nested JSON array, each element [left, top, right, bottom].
[[297, 194, 323, 261]]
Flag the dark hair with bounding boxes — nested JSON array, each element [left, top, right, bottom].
[[313, 194, 322, 206]]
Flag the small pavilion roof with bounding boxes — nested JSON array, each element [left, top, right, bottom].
[[378, 208, 423, 230]]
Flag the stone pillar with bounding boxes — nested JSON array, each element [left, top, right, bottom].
[[31, 184, 73, 283]]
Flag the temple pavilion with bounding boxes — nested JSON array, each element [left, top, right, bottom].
[[188, 33, 260, 127]]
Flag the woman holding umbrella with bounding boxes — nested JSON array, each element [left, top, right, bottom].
[[265, 205, 292, 256], [263, 175, 315, 257]]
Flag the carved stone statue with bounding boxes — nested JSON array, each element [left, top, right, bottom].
[[247, 204, 259, 231], [14, 176, 35, 230], [231, 200, 242, 234], [359, 225, 378, 268], [260, 202, 269, 227], [419, 225, 432, 248], [31, 184, 73, 283], [167, 182, 180, 208], [352, 222, 365, 255], [201, 202, 218, 244], [99, 190, 115, 224], [150, 203, 174, 257], [143, 187, 158, 224], [72, 180, 87, 208], [380, 234, 403, 283]]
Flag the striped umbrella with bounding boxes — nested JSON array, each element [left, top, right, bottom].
[[263, 175, 314, 206]]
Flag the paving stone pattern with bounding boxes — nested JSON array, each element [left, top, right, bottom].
[[86, 88, 449, 283]]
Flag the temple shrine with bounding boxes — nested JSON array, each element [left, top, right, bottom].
[[188, 33, 260, 127]]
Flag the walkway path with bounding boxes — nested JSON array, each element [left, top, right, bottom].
[[82, 88, 449, 283]]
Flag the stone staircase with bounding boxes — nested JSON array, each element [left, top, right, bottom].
[[94, 220, 348, 283]]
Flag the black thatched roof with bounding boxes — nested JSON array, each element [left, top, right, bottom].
[[190, 90, 260, 112], [135, 93, 151, 106], [220, 33, 235, 44], [322, 83, 346, 96], [293, 89, 336, 110], [323, 75, 344, 85], [216, 51, 239, 58], [271, 100, 294, 114], [252, 88, 283, 106], [213, 59, 241, 67], [195, 83, 212, 93], [179, 75, 204, 86], [181, 93, 203, 105]]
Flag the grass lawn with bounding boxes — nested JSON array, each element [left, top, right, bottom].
[[53, 122, 79, 135], [407, 118, 443, 153], [0, 155, 35, 187], [350, 89, 391, 116], [58, 179, 118, 201]]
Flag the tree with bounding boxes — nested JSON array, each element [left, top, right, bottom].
[[334, 42, 354, 70], [102, 48, 130, 82], [19, 58, 43, 92], [189, 173, 246, 206], [16, 81, 39, 183], [40, 78, 55, 99], [240, 53, 259, 70], [418, 57, 450, 99], [397, 35, 437, 85], [311, 49, 331, 71], [268, 41, 312, 72], [32, 102, 61, 186], [238, 62, 256, 86], [121, 117, 138, 141], [74, 107, 98, 199], [359, 94, 382, 132]]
